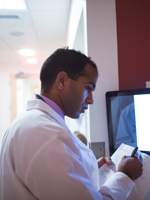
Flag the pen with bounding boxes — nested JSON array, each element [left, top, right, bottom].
[[131, 146, 138, 157]]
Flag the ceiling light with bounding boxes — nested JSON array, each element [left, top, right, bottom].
[[19, 49, 36, 57], [26, 58, 38, 64], [0, 0, 27, 10]]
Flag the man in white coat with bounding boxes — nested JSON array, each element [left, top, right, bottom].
[[0, 48, 143, 200]]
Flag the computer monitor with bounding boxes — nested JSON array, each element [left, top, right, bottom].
[[106, 88, 150, 156]]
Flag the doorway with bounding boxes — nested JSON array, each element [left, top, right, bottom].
[[10, 74, 40, 122]]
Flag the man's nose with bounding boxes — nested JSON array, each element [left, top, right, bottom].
[[86, 92, 94, 104]]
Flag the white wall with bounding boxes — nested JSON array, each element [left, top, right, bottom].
[[67, 0, 84, 49], [86, 0, 119, 156]]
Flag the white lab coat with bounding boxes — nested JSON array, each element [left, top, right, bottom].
[[0, 99, 135, 200]]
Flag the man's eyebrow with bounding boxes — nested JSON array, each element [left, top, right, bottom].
[[87, 82, 96, 89]]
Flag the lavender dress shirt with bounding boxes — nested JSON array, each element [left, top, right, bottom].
[[35, 94, 64, 120]]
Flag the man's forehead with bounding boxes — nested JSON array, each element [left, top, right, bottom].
[[84, 65, 98, 78]]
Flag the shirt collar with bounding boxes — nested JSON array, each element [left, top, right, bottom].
[[35, 94, 64, 120]]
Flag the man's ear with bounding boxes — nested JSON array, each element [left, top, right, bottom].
[[56, 71, 69, 90]]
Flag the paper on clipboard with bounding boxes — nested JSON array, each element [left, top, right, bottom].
[[98, 143, 150, 200]]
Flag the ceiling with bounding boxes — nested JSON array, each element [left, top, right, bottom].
[[0, 0, 71, 67]]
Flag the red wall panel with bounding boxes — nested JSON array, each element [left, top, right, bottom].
[[116, 0, 150, 90]]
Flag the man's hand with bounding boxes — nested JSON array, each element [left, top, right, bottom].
[[118, 155, 143, 180], [97, 157, 112, 168]]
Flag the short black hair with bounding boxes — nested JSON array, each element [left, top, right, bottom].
[[40, 47, 98, 92]]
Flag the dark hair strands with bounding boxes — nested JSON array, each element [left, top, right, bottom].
[[40, 47, 98, 92]]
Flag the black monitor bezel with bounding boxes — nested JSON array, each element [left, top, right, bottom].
[[106, 88, 150, 156]]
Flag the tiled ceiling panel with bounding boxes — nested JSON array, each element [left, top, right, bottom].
[[0, 0, 71, 66]]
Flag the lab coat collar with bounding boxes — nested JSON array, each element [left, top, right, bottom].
[[26, 99, 68, 130]]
